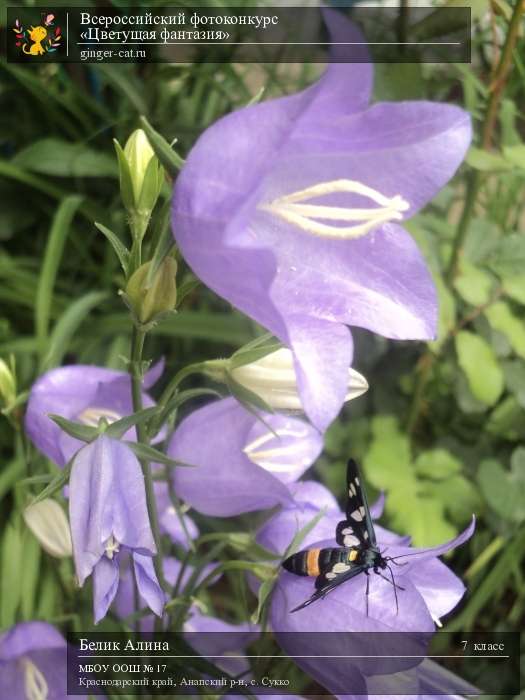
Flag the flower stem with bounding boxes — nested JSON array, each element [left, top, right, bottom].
[[446, 0, 524, 281], [130, 326, 165, 590], [409, 2, 524, 434]]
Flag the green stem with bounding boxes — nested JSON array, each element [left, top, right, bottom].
[[409, 0, 525, 433], [446, 0, 524, 281], [130, 327, 165, 590], [445, 170, 481, 282], [155, 362, 206, 418]]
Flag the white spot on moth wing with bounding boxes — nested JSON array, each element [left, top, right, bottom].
[[363, 531, 369, 540], [341, 527, 353, 535], [332, 562, 351, 574], [344, 535, 360, 546], [355, 477, 360, 486], [351, 507, 365, 522], [348, 482, 357, 497], [325, 572, 337, 580]]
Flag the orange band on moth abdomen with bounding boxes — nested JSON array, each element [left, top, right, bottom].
[[306, 548, 321, 576]]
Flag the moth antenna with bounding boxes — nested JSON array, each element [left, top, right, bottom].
[[387, 564, 399, 615]]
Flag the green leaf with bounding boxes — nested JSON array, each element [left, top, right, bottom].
[[42, 291, 108, 370], [502, 275, 525, 305], [156, 388, 223, 427], [94, 222, 130, 276], [487, 234, 525, 277], [48, 414, 98, 442], [478, 453, 525, 523], [20, 529, 41, 619], [388, 489, 456, 547], [225, 371, 274, 414], [113, 139, 135, 212], [0, 457, 25, 501], [455, 330, 504, 406], [485, 301, 525, 359], [454, 263, 493, 306], [486, 396, 525, 440], [176, 276, 200, 307], [145, 202, 174, 288], [139, 116, 185, 176], [466, 147, 512, 172], [502, 360, 525, 408], [426, 474, 481, 525], [35, 196, 83, 347], [0, 523, 22, 627], [30, 464, 72, 506], [251, 575, 278, 625], [502, 144, 525, 168], [230, 341, 282, 370], [138, 154, 163, 212], [13, 139, 118, 178], [364, 416, 413, 491], [105, 406, 159, 439], [124, 441, 194, 468], [283, 507, 327, 560], [415, 448, 462, 480]]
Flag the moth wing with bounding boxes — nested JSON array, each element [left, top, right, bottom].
[[339, 458, 377, 547], [290, 562, 366, 613]]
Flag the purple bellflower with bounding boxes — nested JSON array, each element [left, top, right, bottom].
[[254, 491, 474, 695], [0, 622, 72, 700], [69, 435, 164, 624], [25, 362, 162, 467], [167, 397, 323, 516], [171, 13, 471, 431]]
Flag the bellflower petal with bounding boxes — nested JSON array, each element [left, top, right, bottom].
[[0, 622, 72, 700], [384, 516, 476, 570], [93, 556, 120, 624], [408, 558, 466, 625], [132, 552, 166, 617], [25, 364, 159, 467], [172, 16, 471, 430], [69, 435, 156, 586], [168, 398, 322, 516], [256, 495, 474, 694], [114, 556, 219, 632], [69, 435, 162, 623], [154, 482, 199, 547], [184, 609, 259, 677], [257, 483, 393, 557]]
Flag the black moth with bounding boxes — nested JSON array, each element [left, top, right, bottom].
[[282, 459, 405, 614]]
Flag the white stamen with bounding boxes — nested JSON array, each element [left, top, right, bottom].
[[78, 407, 122, 428], [22, 658, 48, 700], [262, 179, 410, 239], [104, 534, 120, 560]]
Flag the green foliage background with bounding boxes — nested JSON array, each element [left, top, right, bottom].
[[0, 0, 524, 697]]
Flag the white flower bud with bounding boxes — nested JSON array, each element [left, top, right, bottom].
[[230, 348, 368, 410], [23, 499, 72, 559]]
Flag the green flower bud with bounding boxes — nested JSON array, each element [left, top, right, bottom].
[[123, 129, 164, 212], [0, 357, 16, 409], [125, 257, 177, 324]]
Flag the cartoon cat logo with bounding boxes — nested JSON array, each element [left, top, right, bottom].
[[13, 13, 62, 56]]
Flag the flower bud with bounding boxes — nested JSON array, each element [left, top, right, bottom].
[[0, 358, 16, 409], [125, 257, 177, 324], [207, 347, 368, 411], [23, 499, 73, 558], [124, 129, 156, 201]]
